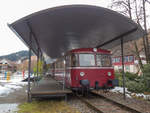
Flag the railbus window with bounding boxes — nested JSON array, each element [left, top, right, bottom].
[[61, 60, 65, 68], [96, 54, 112, 67], [66, 55, 71, 67], [79, 54, 95, 66], [71, 54, 78, 67], [96, 55, 102, 66]]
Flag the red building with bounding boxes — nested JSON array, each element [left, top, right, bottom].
[[111, 40, 147, 74], [112, 55, 137, 73]]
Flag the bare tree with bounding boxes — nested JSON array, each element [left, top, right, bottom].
[[145, 0, 150, 4], [143, 0, 150, 63], [109, 0, 150, 67], [134, 0, 148, 65]]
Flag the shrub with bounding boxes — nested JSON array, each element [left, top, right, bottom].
[[143, 64, 150, 78], [125, 72, 137, 81], [142, 64, 150, 92], [126, 81, 145, 93], [114, 72, 123, 86], [115, 72, 137, 80], [115, 65, 150, 93], [114, 72, 122, 79], [114, 71, 138, 86]]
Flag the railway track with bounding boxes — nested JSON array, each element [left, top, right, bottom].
[[75, 91, 142, 113]]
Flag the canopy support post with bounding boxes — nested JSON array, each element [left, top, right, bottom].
[[27, 31, 32, 102], [37, 48, 39, 84], [121, 37, 126, 100], [63, 60, 66, 90], [40, 53, 43, 76]]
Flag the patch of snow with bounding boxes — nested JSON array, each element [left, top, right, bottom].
[[111, 87, 130, 94], [0, 73, 27, 97], [111, 87, 150, 100], [0, 103, 18, 113], [9, 82, 28, 86], [0, 86, 13, 97], [4, 84, 22, 90], [126, 94, 132, 98]]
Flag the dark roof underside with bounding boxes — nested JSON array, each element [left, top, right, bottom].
[[9, 5, 144, 59]]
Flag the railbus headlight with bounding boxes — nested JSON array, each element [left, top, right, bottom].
[[93, 48, 97, 52], [108, 72, 111, 76], [80, 72, 85, 77]]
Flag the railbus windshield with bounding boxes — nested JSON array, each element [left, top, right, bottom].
[[79, 54, 95, 66], [70, 53, 112, 67]]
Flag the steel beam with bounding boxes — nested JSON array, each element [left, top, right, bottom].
[[26, 21, 42, 56], [96, 27, 138, 48], [121, 38, 126, 100]]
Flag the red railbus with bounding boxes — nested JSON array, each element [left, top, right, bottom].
[[50, 48, 118, 91]]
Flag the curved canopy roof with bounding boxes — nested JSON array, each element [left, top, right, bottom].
[[9, 5, 144, 59]]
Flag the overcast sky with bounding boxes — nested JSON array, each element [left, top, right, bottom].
[[0, 0, 112, 56], [0, 0, 149, 56]]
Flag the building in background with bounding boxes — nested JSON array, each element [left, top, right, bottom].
[[16, 56, 37, 72], [112, 54, 146, 73], [0, 59, 17, 73], [111, 31, 150, 74]]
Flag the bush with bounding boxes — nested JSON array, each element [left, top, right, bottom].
[[125, 72, 137, 81], [115, 72, 123, 86], [142, 64, 150, 92], [143, 64, 150, 77], [115, 72, 137, 80], [115, 72, 122, 79], [115, 71, 138, 86], [126, 64, 150, 93], [115, 69, 150, 93], [126, 81, 145, 93]]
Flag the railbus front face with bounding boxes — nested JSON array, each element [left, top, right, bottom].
[[64, 48, 117, 90]]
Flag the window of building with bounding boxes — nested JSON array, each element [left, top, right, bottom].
[[124, 56, 128, 62], [115, 57, 120, 63], [129, 56, 134, 62], [125, 65, 130, 71], [112, 58, 115, 63]]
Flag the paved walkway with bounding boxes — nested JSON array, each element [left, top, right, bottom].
[[31, 77, 72, 98]]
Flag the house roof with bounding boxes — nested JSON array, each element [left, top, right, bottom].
[[111, 33, 150, 57], [9, 5, 144, 60], [0, 59, 16, 67]]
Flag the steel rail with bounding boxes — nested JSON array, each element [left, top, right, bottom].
[[76, 95, 104, 113], [91, 91, 142, 113]]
